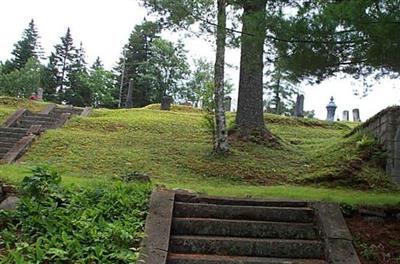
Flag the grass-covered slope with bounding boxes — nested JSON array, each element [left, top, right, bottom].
[[0, 97, 49, 122], [0, 98, 399, 205]]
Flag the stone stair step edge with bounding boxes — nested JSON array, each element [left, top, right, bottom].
[[168, 253, 328, 264], [0, 142, 15, 148], [175, 194, 309, 208], [0, 137, 22, 143], [0, 128, 29, 133], [172, 217, 317, 240], [169, 236, 324, 259], [173, 202, 314, 223], [23, 116, 58, 121], [54, 107, 83, 112], [19, 119, 56, 124], [0, 132, 26, 138], [0, 147, 11, 153]]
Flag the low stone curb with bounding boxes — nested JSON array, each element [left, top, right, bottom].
[[2, 109, 27, 128], [138, 189, 175, 264], [313, 202, 361, 264]]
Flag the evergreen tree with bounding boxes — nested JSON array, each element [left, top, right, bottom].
[[53, 28, 76, 100], [116, 21, 161, 107], [10, 19, 44, 70], [92, 57, 104, 70], [117, 21, 189, 107], [272, 1, 400, 88], [146, 38, 190, 101], [264, 59, 299, 116], [66, 42, 91, 106], [41, 53, 58, 102]]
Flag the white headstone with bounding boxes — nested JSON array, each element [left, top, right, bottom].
[[37, 88, 44, 101]]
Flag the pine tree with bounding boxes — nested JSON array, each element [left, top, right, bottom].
[[116, 21, 161, 107], [53, 28, 76, 99], [11, 19, 44, 70], [41, 53, 58, 102], [66, 42, 91, 106], [92, 57, 104, 70]]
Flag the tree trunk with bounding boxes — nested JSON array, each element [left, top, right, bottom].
[[235, 0, 268, 138], [213, 0, 229, 153]]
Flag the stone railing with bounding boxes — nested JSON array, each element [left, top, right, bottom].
[[350, 106, 400, 183]]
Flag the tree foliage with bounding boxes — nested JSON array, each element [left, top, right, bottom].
[[82, 66, 118, 108], [116, 21, 190, 107], [52, 28, 77, 99], [0, 58, 43, 98], [10, 19, 43, 71], [272, 0, 400, 85]]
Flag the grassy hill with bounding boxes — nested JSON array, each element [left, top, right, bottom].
[[0, 97, 399, 205], [0, 96, 49, 121]]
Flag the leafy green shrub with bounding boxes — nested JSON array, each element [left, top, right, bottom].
[[356, 134, 386, 164], [0, 167, 151, 263], [20, 166, 61, 199]]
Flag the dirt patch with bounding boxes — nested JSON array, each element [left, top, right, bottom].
[[347, 214, 400, 263]]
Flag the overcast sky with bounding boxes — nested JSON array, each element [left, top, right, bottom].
[[1, 0, 399, 120]]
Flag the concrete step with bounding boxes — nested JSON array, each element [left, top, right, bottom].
[[172, 218, 317, 240], [169, 236, 324, 259], [16, 120, 56, 128], [0, 147, 11, 155], [0, 127, 29, 134], [53, 107, 82, 115], [30, 113, 55, 118], [0, 137, 21, 144], [175, 194, 309, 208], [0, 131, 25, 139], [24, 115, 58, 122], [0, 142, 15, 149], [173, 202, 314, 223], [168, 254, 328, 264]]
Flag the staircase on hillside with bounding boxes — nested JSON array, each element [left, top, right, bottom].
[[139, 191, 360, 264], [0, 128, 30, 159], [0, 105, 90, 163]]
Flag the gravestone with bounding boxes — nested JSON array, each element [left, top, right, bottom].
[[393, 128, 400, 183], [294, 95, 305, 117], [125, 79, 134, 108], [37, 88, 44, 101], [342, 110, 349, 121], [353, 108, 361, 122], [224, 96, 232, 112], [161, 96, 173, 111], [326, 97, 337, 122]]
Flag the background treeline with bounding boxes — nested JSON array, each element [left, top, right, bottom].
[[0, 19, 228, 109]]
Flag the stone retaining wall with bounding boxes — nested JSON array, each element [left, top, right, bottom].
[[354, 106, 400, 183]]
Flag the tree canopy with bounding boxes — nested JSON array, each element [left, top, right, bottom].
[[271, 0, 400, 84]]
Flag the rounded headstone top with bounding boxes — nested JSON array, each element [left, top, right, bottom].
[[326, 96, 337, 109]]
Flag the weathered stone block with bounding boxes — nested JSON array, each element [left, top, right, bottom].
[[0, 196, 20, 210], [161, 96, 173, 111]]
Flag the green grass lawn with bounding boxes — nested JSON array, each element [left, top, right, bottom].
[[0, 96, 49, 122], [0, 97, 399, 206]]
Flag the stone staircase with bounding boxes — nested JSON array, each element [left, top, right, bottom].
[[0, 105, 90, 163], [0, 128, 29, 159], [139, 191, 360, 264]]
